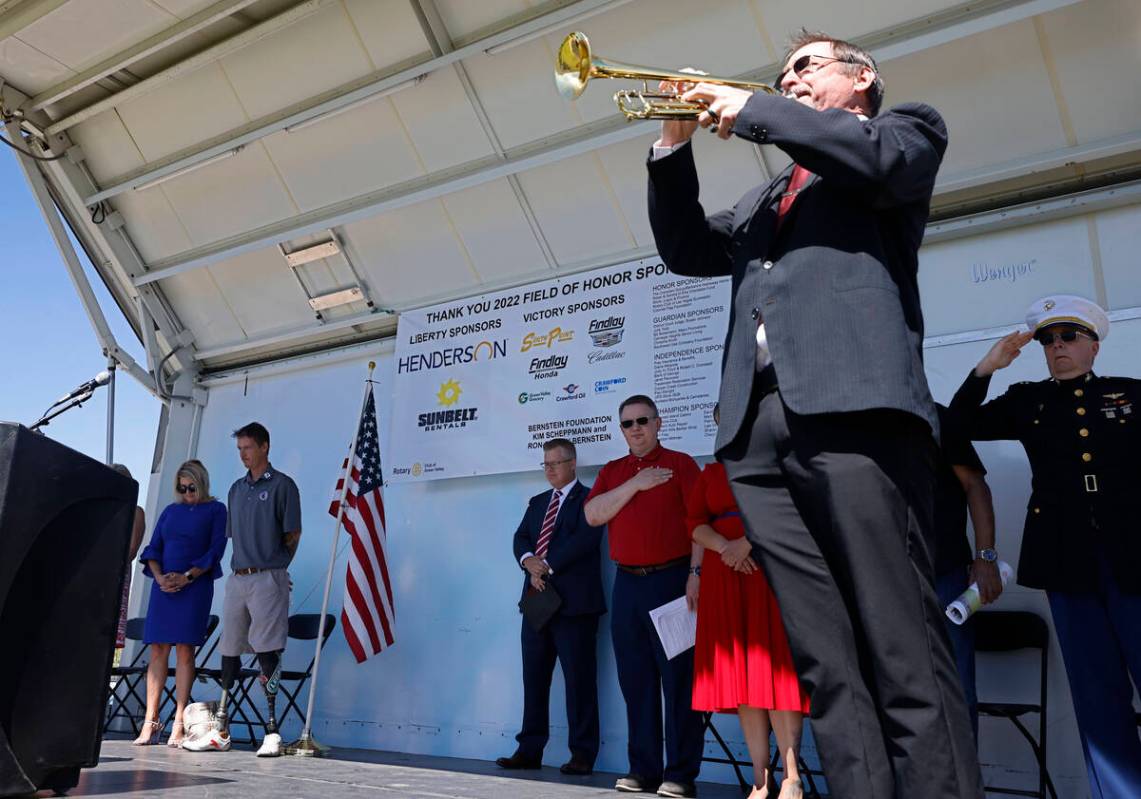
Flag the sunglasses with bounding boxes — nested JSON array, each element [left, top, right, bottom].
[[177, 484, 198, 494], [778, 54, 860, 86], [1035, 329, 1093, 346], [620, 416, 656, 430]]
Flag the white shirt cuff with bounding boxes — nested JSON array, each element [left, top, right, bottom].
[[651, 140, 688, 161]]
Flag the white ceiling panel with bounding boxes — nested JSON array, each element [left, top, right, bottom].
[[115, 63, 249, 162], [218, 2, 372, 121], [69, 113, 145, 184], [388, 68, 496, 171], [206, 249, 316, 335], [162, 270, 246, 348], [0, 34, 70, 94], [516, 151, 636, 264], [260, 103, 424, 212], [459, 44, 583, 151], [342, 201, 479, 306], [342, 0, 430, 69], [434, 0, 530, 42], [153, 0, 231, 16], [114, 190, 195, 264], [16, 0, 175, 71], [155, 143, 296, 244], [881, 21, 1069, 176], [759, 0, 958, 50], [1038, 0, 1141, 144], [441, 178, 550, 283]]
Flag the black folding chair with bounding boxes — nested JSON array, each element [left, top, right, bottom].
[[104, 618, 148, 734], [766, 746, 822, 798], [975, 610, 1057, 799], [275, 613, 337, 730], [699, 712, 821, 797]]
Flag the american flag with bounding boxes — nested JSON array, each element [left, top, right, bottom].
[[330, 386, 395, 662]]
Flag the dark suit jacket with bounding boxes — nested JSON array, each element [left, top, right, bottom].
[[648, 95, 947, 454], [512, 481, 606, 616]]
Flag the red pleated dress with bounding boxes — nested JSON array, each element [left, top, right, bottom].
[[687, 462, 810, 713]]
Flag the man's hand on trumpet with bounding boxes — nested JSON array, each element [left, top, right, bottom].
[[656, 72, 701, 147], [683, 82, 754, 140]]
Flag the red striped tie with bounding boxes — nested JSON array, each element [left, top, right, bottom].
[[535, 489, 561, 559]]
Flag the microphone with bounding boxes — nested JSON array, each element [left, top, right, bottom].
[[54, 371, 112, 404]]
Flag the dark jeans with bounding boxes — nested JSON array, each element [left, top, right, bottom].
[[936, 567, 979, 739]]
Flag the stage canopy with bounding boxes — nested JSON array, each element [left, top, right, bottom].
[[1, 0, 1139, 380]]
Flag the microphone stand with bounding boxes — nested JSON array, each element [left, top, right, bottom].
[[30, 390, 96, 432]]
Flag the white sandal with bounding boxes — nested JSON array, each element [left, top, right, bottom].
[[132, 719, 162, 746]]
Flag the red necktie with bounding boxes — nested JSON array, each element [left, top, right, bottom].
[[775, 164, 812, 233], [534, 489, 561, 559]]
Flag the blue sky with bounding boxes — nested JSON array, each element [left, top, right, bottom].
[[1, 146, 161, 508]]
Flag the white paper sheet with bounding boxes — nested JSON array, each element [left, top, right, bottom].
[[649, 595, 697, 660]]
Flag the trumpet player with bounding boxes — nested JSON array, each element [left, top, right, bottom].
[[646, 30, 982, 799]]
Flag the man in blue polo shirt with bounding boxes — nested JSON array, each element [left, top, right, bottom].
[[183, 422, 301, 756]]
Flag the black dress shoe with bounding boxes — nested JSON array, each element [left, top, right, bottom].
[[495, 751, 542, 769], [615, 773, 660, 793], [559, 755, 594, 775]]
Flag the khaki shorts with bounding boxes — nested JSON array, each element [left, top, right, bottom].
[[220, 569, 290, 655]]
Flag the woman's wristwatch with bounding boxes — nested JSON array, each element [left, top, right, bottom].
[[688, 565, 701, 577], [183, 570, 196, 582]]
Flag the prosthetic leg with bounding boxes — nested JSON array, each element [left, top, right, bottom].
[[181, 655, 239, 752], [254, 651, 283, 757]]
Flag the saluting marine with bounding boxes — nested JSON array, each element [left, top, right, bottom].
[[950, 294, 1141, 799]]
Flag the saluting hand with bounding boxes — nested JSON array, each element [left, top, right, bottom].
[[975, 330, 1034, 377]]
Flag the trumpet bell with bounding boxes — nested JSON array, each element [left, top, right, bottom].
[[555, 30, 592, 100]]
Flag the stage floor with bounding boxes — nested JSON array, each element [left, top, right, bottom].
[[69, 739, 758, 798]]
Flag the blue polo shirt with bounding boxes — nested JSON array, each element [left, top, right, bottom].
[[226, 462, 302, 571]]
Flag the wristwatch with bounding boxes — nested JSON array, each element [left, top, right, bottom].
[[976, 548, 998, 563], [183, 570, 196, 581], [688, 566, 701, 577]]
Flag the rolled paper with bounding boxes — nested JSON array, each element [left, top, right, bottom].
[[945, 560, 1013, 625]]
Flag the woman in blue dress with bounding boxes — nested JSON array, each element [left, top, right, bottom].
[[132, 460, 227, 746]]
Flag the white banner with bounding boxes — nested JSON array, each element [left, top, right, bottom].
[[387, 257, 730, 482]]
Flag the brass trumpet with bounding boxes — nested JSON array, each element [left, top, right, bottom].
[[555, 31, 777, 121]]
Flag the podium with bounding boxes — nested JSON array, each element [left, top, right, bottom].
[[0, 423, 137, 796]]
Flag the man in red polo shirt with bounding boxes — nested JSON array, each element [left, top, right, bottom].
[[585, 395, 703, 798]]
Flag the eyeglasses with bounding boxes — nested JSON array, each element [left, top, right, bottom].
[[541, 458, 574, 470], [778, 54, 859, 86], [1035, 329, 1094, 346], [177, 484, 198, 494], [620, 416, 657, 430]]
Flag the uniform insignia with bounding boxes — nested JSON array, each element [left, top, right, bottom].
[[1104, 392, 1124, 400], [1043, 300, 1056, 311]]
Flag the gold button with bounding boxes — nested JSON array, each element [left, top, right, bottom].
[[1033, 419, 1039, 425], [1081, 452, 1092, 462], [1033, 507, 1041, 514], [1074, 389, 1084, 397], [1077, 407, 1086, 416], [1079, 428, 1089, 437]]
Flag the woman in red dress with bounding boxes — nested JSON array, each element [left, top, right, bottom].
[[687, 408, 809, 798]]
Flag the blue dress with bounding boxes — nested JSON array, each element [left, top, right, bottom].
[[138, 501, 228, 645]]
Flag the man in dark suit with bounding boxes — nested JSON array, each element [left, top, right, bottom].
[[497, 438, 605, 776], [646, 30, 982, 799]]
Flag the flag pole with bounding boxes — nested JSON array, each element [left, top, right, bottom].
[[286, 360, 376, 757]]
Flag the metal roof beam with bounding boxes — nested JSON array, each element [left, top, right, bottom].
[[0, 0, 67, 41], [81, 0, 634, 205], [43, 0, 341, 137], [26, 0, 263, 112]]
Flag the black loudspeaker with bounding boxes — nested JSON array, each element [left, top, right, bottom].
[[0, 423, 137, 797]]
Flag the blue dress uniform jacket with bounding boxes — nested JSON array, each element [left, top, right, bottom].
[[648, 97, 947, 453], [511, 482, 605, 616], [951, 370, 1141, 593]]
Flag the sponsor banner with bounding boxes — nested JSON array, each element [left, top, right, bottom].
[[388, 257, 729, 482]]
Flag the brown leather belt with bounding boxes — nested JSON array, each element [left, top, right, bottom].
[[616, 556, 689, 576], [233, 567, 264, 575]]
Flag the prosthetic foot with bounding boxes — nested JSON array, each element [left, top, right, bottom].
[[255, 651, 283, 758]]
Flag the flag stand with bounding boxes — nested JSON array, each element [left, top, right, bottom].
[[285, 360, 376, 757]]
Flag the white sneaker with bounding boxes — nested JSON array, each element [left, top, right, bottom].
[[256, 732, 283, 757], [181, 722, 231, 752]]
